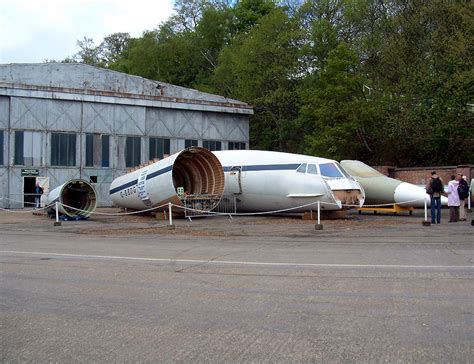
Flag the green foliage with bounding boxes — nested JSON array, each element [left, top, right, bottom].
[[62, 0, 473, 166], [111, 31, 160, 80], [232, 0, 276, 32], [64, 34, 131, 68], [213, 8, 302, 151], [301, 43, 377, 161]]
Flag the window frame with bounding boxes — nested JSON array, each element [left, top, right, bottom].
[[185, 139, 198, 148], [149, 137, 170, 160], [296, 163, 307, 173], [319, 163, 344, 178], [203, 140, 222, 151], [307, 164, 318, 175], [228, 141, 246, 150], [85, 133, 110, 168], [0, 130, 3, 165], [51, 132, 76, 167], [14, 130, 24, 165], [125, 136, 141, 168]]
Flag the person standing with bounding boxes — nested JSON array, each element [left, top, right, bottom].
[[34, 182, 43, 209], [426, 171, 444, 224], [446, 175, 460, 222], [458, 175, 469, 221]]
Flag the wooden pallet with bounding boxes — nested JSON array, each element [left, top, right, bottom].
[[32, 210, 48, 217], [358, 204, 414, 215]]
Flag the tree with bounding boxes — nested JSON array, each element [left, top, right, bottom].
[[232, 0, 276, 33], [59, 0, 473, 166], [301, 43, 377, 161], [100, 33, 131, 66], [112, 31, 160, 80], [360, 0, 474, 165], [74, 37, 101, 66], [213, 8, 302, 151]]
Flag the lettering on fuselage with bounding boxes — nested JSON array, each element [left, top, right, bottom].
[[137, 170, 152, 207], [120, 186, 137, 198]]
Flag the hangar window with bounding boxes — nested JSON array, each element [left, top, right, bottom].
[[149, 138, 170, 160], [0, 130, 3, 165], [185, 139, 198, 148], [51, 133, 76, 166], [203, 140, 222, 151], [85, 134, 110, 168], [14, 130, 42, 166], [296, 163, 307, 173], [125, 136, 141, 167], [319, 163, 343, 178], [102, 135, 110, 167], [307, 164, 318, 175], [228, 142, 246, 150]]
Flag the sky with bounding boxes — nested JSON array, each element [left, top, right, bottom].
[[0, 0, 174, 64]]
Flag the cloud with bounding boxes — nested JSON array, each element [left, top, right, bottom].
[[0, 0, 174, 63]]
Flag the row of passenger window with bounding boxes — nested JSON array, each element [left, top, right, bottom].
[[0, 130, 247, 167]]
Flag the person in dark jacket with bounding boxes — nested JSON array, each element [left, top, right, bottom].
[[34, 183, 43, 209], [426, 171, 444, 224], [458, 175, 469, 221]]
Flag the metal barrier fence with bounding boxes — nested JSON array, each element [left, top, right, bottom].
[[183, 194, 237, 219], [0, 193, 44, 209]]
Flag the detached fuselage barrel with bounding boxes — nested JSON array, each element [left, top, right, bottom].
[[45, 179, 97, 218], [109, 147, 225, 211]]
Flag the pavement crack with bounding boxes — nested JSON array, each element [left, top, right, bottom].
[[445, 243, 461, 256]]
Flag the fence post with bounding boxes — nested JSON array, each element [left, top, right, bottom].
[[467, 189, 472, 212], [315, 201, 323, 230], [167, 202, 175, 229], [54, 201, 61, 226], [422, 198, 431, 226]]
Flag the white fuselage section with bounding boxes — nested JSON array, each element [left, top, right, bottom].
[[213, 150, 365, 212], [109, 149, 365, 214]]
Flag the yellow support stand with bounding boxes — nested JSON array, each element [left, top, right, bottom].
[[358, 204, 415, 215]]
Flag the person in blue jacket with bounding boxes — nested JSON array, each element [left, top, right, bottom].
[[34, 182, 43, 209]]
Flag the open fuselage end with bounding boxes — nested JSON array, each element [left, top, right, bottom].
[[45, 179, 97, 219], [109, 147, 225, 212]]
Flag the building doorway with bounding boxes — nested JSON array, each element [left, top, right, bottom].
[[23, 176, 49, 208], [23, 177, 36, 208]]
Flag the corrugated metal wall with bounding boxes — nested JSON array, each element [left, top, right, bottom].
[[0, 96, 10, 207]]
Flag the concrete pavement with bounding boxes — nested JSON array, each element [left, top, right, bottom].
[[1, 210, 473, 362]]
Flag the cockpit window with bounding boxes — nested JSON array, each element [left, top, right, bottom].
[[335, 162, 353, 179], [319, 163, 343, 178], [296, 163, 307, 173], [307, 164, 318, 175]]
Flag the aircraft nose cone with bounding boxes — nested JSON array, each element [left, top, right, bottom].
[[440, 195, 448, 206], [394, 182, 430, 207]]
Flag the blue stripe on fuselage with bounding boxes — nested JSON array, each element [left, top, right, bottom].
[[110, 179, 138, 195], [109, 165, 173, 195], [223, 163, 300, 172], [146, 165, 173, 180], [110, 163, 300, 195]]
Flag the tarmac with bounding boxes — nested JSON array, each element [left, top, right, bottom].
[[1, 208, 473, 362]]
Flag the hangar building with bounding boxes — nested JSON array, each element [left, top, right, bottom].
[[0, 63, 252, 208]]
